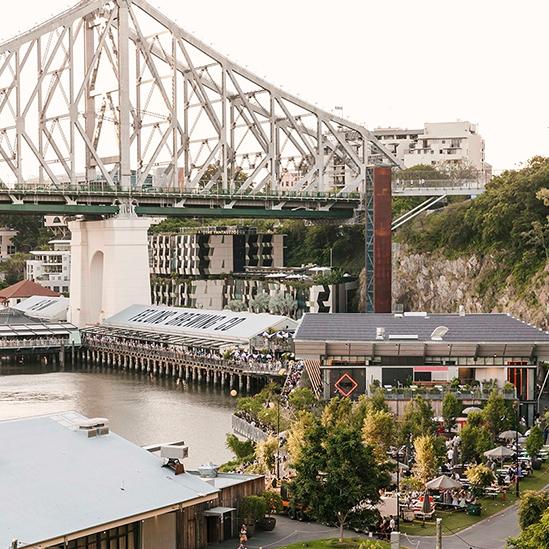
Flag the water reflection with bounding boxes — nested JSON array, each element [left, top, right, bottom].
[[0, 363, 235, 467]]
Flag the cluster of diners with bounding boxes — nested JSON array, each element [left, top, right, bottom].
[[394, 430, 549, 523]]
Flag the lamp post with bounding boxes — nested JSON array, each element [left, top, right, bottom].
[[516, 400, 520, 498], [269, 395, 281, 480]]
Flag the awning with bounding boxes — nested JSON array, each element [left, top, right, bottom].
[[203, 506, 236, 517]]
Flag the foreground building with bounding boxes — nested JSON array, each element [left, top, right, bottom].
[[294, 312, 549, 422], [0, 412, 263, 549]]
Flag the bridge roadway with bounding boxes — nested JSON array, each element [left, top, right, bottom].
[[0, 179, 483, 219]]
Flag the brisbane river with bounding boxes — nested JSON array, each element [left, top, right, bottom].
[[0, 363, 235, 468]]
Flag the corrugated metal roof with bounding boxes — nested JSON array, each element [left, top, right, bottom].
[[103, 304, 297, 344], [0, 412, 218, 548], [295, 313, 549, 343]]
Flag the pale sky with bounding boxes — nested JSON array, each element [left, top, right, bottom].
[[2, 0, 548, 172]]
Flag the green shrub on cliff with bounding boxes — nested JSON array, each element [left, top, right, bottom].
[[397, 156, 549, 285]]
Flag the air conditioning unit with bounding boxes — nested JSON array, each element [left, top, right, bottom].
[[160, 445, 189, 461]]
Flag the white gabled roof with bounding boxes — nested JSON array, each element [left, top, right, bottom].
[[104, 304, 297, 344], [14, 295, 69, 321], [0, 412, 218, 548]]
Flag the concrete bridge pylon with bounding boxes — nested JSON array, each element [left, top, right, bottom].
[[68, 208, 152, 327]]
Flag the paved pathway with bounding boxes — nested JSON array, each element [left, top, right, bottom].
[[403, 501, 520, 549], [211, 503, 520, 549], [211, 516, 372, 548]]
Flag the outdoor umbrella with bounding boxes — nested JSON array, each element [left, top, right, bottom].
[[462, 406, 482, 415], [425, 475, 462, 490], [484, 446, 514, 460], [499, 430, 520, 440]]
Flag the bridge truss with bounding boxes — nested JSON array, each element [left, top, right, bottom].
[[0, 0, 398, 196]]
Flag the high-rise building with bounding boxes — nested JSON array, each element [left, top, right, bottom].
[[149, 226, 285, 277]]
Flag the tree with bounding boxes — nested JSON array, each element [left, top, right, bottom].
[[292, 422, 389, 542], [287, 410, 316, 465], [399, 396, 435, 443], [250, 292, 270, 313], [0, 252, 30, 286], [483, 389, 513, 439], [518, 491, 549, 530], [466, 464, 494, 497], [412, 434, 438, 484], [320, 396, 354, 429], [288, 387, 316, 412], [0, 214, 51, 252], [238, 495, 267, 526], [508, 508, 549, 548], [225, 434, 255, 462], [460, 424, 493, 464], [442, 392, 461, 431], [525, 425, 544, 458], [268, 293, 297, 317], [262, 490, 283, 516], [225, 299, 247, 312], [254, 436, 278, 474], [362, 409, 395, 460]]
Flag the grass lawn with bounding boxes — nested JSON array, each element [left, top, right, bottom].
[[277, 539, 389, 549], [400, 463, 549, 536]]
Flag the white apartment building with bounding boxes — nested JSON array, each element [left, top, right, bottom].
[[26, 240, 71, 294], [374, 121, 492, 182]]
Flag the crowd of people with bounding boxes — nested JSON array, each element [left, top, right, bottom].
[[83, 330, 299, 375]]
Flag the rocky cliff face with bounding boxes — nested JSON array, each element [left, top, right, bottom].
[[390, 246, 549, 329]]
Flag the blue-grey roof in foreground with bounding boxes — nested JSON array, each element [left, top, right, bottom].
[[0, 412, 218, 548], [294, 313, 549, 343]]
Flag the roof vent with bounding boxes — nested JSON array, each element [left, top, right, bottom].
[[161, 445, 189, 476], [404, 312, 428, 317], [458, 305, 465, 316], [376, 327, 385, 340], [388, 334, 419, 340], [77, 418, 109, 438], [431, 326, 449, 341], [394, 313, 403, 318], [199, 462, 219, 478]]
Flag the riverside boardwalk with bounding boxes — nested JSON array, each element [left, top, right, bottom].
[[80, 304, 298, 392]]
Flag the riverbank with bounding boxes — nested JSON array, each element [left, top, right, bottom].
[[0, 364, 235, 467]]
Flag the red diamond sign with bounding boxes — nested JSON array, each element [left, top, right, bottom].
[[334, 372, 358, 397]]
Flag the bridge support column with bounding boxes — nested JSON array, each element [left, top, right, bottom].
[[68, 214, 152, 327]]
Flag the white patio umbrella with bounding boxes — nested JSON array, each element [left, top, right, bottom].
[[462, 406, 482, 415], [425, 475, 462, 490], [499, 430, 520, 440], [484, 446, 514, 460]]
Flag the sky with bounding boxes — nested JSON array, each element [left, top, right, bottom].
[[1, 0, 548, 172]]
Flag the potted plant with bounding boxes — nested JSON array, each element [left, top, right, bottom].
[[260, 490, 283, 530], [238, 495, 267, 536]]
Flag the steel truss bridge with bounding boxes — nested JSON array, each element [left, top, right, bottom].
[[0, 0, 485, 309]]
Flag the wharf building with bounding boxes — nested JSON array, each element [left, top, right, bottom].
[[294, 311, 549, 423], [0, 412, 263, 549], [81, 304, 297, 393]]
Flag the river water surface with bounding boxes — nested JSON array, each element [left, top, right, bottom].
[[0, 363, 235, 467]]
